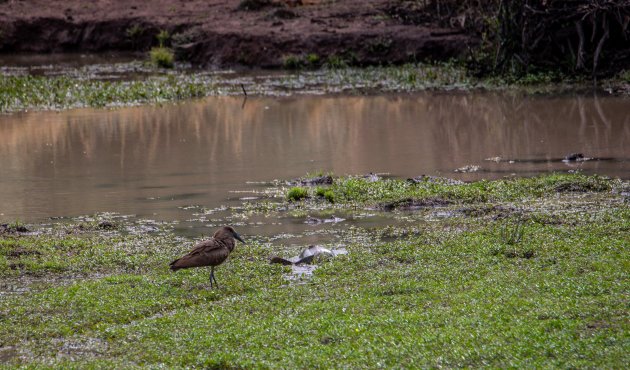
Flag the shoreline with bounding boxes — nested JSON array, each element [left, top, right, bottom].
[[1, 61, 628, 114]]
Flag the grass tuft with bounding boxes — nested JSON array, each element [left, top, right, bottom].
[[150, 47, 175, 68], [287, 187, 308, 201]]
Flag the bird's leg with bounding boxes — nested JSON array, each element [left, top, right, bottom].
[[209, 266, 214, 288], [209, 266, 219, 288], [213, 273, 219, 289]]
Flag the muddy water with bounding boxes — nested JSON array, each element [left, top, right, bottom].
[[0, 93, 628, 233]]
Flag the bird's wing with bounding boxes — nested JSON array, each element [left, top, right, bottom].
[[187, 239, 223, 255], [170, 239, 229, 269]]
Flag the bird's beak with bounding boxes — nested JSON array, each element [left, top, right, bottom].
[[234, 233, 245, 244]]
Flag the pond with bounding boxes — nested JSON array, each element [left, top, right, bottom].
[[1, 92, 628, 237]]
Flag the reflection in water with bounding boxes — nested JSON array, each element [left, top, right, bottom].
[[0, 92, 628, 222]]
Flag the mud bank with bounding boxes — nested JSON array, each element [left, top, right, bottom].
[[0, 0, 474, 68]]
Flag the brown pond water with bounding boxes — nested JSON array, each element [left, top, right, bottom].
[[0, 92, 629, 237]]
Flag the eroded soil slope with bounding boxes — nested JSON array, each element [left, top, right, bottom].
[[0, 0, 475, 68]]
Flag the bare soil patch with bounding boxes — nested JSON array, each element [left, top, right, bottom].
[[0, 0, 474, 68]]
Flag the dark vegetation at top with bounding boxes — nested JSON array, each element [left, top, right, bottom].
[[252, 0, 629, 78], [420, 0, 629, 78]]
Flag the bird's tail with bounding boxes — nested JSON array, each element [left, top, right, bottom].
[[269, 256, 294, 265]]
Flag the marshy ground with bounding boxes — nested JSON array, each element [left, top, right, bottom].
[[2, 58, 629, 113], [1, 173, 628, 367]]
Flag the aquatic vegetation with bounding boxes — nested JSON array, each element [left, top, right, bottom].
[[323, 190, 335, 203], [287, 187, 308, 201], [2, 61, 626, 113], [315, 187, 335, 203], [0, 74, 220, 112], [315, 187, 327, 197], [324, 173, 615, 207]]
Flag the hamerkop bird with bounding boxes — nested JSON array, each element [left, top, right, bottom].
[[169, 226, 245, 288]]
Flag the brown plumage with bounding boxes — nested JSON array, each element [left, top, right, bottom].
[[169, 226, 245, 288]]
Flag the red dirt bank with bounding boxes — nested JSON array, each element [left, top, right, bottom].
[[0, 0, 475, 68]]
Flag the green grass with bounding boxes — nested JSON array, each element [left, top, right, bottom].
[[0, 74, 218, 112], [156, 30, 170, 48], [315, 187, 335, 203], [0, 174, 628, 367], [287, 187, 308, 201], [150, 47, 174, 68], [253, 173, 615, 214], [331, 173, 612, 204], [2, 62, 628, 113], [282, 54, 303, 70]]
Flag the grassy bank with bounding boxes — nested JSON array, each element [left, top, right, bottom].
[[0, 63, 469, 113], [0, 74, 220, 113], [1, 174, 628, 367], [2, 63, 628, 113]]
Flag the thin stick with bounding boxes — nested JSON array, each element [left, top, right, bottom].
[[240, 83, 248, 109], [575, 20, 585, 70], [593, 14, 610, 79]]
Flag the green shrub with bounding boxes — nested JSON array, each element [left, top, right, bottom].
[[306, 53, 320, 67], [325, 55, 348, 69], [616, 69, 630, 82], [315, 187, 327, 197], [125, 25, 144, 48], [323, 190, 335, 203], [156, 30, 170, 48], [283, 55, 303, 70], [150, 47, 174, 68], [287, 187, 308, 201], [126, 25, 143, 40]]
